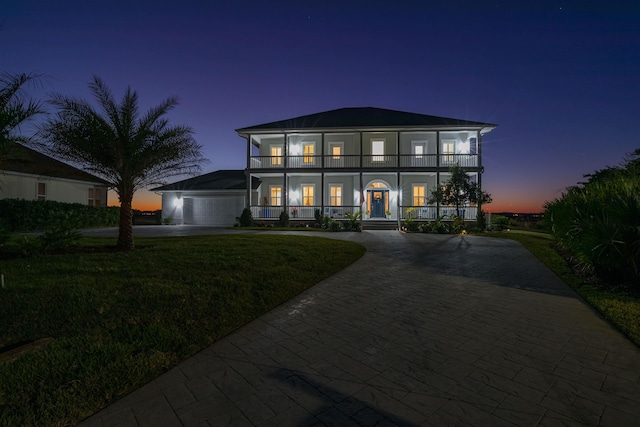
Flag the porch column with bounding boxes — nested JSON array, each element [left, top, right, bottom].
[[397, 171, 401, 229], [245, 135, 251, 209], [436, 131, 441, 218], [283, 134, 288, 216], [320, 172, 325, 217], [477, 131, 484, 220]]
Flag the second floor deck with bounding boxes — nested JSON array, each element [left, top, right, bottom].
[[250, 153, 479, 170]]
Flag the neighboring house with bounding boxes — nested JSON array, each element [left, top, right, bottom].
[[153, 170, 260, 225], [0, 143, 109, 206], [239, 107, 496, 227], [155, 107, 496, 227]]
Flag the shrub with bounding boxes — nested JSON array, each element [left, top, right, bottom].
[[492, 215, 510, 231], [236, 208, 253, 227], [39, 211, 82, 250], [278, 211, 289, 227], [329, 220, 342, 232]]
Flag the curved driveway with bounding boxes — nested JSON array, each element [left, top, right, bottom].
[[81, 227, 640, 426]]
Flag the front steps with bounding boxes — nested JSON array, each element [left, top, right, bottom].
[[362, 220, 398, 230]]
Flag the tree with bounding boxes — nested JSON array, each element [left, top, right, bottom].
[[429, 162, 492, 217], [0, 72, 45, 149], [39, 76, 205, 251]]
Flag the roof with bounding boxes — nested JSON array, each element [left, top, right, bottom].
[[1, 143, 109, 185], [236, 107, 497, 133], [152, 170, 260, 192]]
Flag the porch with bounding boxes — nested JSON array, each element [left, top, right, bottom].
[[249, 154, 478, 170]]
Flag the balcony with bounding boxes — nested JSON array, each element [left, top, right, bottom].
[[249, 154, 477, 170]]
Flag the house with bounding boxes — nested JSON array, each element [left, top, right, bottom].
[[0, 143, 109, 206], [156, 107, 496, 227], [240, 107, 496, 227], [153, 170, 260, 225]]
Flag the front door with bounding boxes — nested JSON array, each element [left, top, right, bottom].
[[370, 190, 386, 218]]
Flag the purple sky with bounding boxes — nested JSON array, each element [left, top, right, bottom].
[[3, 1, 639, 212]]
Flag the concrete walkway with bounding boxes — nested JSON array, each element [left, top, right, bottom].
[[80, 229, 640, 426]]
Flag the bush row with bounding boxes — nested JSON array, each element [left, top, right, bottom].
[[0, 199, 120, 232]]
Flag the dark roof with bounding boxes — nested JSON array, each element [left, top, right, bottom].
[[152, 170, 260, 192], [236, 107, 497, 133], [1, 143, 109, 185]]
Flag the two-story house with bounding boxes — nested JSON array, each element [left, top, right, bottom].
[[239, 107, 496, 227], [156, 107, 496, 227]]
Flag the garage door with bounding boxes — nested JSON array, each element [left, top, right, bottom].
[[183, 196, 245, 226]]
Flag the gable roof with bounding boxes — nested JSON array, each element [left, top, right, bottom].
[[152, 170, 260, 192], [1, 143, 109, 185], [236, 107, 497, 133]]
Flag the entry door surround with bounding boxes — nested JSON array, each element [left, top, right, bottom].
[[369, 189, 387, 218]]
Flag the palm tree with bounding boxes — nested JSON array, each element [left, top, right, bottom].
[[39, 76, 205, 251], [0, 72, 45, 149]]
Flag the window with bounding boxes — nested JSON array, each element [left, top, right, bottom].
[[270, 186, 282, 206], [329, 185, 342, 206], [413, 185, 426, 206], [88, 188, 102, 207], [330, 144, 342, 160], [442, 141, 455, 163], [271, 145, 283, 166], [36, 182, 46, 200], [303, 143, 315, 164], [302, 185, 314, 206], [372, 140, 384, 161]]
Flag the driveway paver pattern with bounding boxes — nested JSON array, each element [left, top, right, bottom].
[[80, 229, 640, 426]]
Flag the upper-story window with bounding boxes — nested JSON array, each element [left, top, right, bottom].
[[271, 145, 283, 166], [303, 143, 315, 164], [442, 141, 455, 164], [330, 144, 342, 160], [372, 140, 384, 161], [37, 182, 46, 200], [88, 188, 101, 207]]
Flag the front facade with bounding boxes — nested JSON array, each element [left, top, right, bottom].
[[237, 107, 496, 227], [0, 144, 109, 206]]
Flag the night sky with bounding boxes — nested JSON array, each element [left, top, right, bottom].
[[3, 1, 639, 212]]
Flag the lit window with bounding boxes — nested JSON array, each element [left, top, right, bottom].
[[270, 186, 282, 206], [331, 145, 342, 160], [271, 145, 283, 166], [330, 185, 342, 206], [302, 185, 314, 206], [37, 182, 46, 200], [413, 185, 426, 206], [372, 140, 384, 161], [303, 143, 315, 164]]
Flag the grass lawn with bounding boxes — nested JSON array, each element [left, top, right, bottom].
[[0, 234, 365, 427], [485, 230, 640, 348]]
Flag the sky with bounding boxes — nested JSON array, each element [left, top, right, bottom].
[[3, 0, 639, 213]]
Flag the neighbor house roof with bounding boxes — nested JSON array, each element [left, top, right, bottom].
[[236, 107, 497, 133], [1, 143, 109, 185], [152, 170, 260, 192]]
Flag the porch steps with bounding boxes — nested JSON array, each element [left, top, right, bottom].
[[362, 220, 399, 231]]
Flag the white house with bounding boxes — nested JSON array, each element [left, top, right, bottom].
[[0, 143, 109, 206], [156, 107, 496, 228]]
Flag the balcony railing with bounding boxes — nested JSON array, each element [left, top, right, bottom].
[[251, 205, 361, 220], [250, 154, 477, 169]]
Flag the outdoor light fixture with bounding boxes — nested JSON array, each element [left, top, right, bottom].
[[290, 190, 300, 200], [174, 197, 183, 208], [289, 145, 301, 155], [460, 141, 470, 154]]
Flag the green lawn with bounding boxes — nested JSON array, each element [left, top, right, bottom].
[[485, 230, 640, 347], [0, 234, 365, 427]]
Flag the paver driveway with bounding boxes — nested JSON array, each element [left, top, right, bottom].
[[80, 230, 640, 426]]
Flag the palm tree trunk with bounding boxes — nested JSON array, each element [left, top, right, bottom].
[[117, 195, 135, 251]]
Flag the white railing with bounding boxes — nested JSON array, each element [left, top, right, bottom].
[[251, 206, 284, 219], [249, 154, 478, 169]]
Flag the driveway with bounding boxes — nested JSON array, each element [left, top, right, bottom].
[[80, 229, 640, 426]]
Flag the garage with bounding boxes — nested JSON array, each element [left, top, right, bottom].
[[183, 195, 245, 226], [152, 170, 260, 227]]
